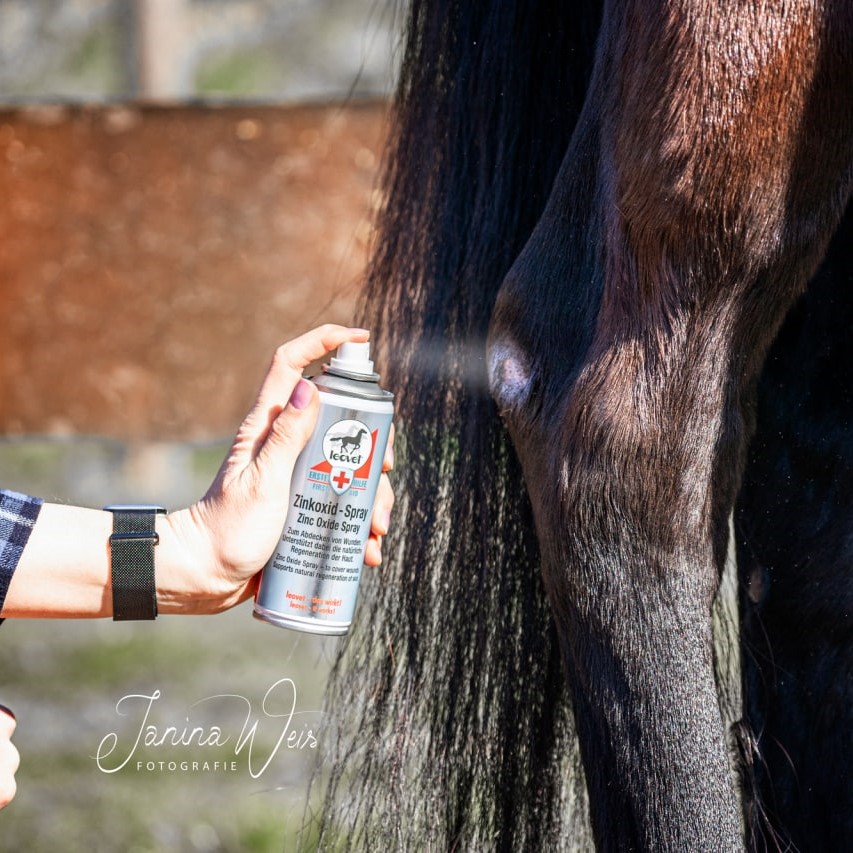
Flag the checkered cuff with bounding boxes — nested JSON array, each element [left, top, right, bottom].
[[0, 489, 43, 618]]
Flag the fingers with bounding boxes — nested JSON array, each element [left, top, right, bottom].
[[375, 427, 395, 536], [256, 325, 369, 411], [372, 474, 394, 537], [0, 705, 18, 809], [255, 378, 319, 474], [365, 427, 396, 567], [364, 536, 382, 568], [382, 423, 395, 473], [365, 471, 395, 568], [275, 325, 370, 375], [226, 325, 370, 470]]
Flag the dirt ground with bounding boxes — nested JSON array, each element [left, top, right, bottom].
[[0, 100, 387, 441]]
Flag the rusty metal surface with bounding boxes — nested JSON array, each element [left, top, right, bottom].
[[0, 100, 387, 440]]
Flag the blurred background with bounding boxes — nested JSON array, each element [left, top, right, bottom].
[[0, 1, 396, 849]]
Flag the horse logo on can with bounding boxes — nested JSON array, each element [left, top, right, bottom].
[[323, 420, 373, 495]]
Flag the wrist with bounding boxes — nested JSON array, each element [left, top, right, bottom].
[[156, 508, 242, 615]]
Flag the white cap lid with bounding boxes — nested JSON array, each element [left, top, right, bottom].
[[329, 341, 374, 376]]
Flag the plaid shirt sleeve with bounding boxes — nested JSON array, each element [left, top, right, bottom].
[[0, 489, 43, 617]]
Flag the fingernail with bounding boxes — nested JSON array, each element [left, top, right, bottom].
[[0, 704, 15, 721], [379, 509, 391, 535], [288, 378, 313, 410], [348, 327, 370, 336]]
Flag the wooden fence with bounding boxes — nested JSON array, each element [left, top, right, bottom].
[[0, 100, 386, 440]]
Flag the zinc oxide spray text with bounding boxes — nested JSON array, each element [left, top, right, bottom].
[[253, 340, 394, 634]]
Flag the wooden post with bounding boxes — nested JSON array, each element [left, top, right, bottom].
[[134, 0, 189, 99]]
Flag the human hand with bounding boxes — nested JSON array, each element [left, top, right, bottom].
[[0, 705, 19, 809], [364, 421, 395, 567], [163, 325, 395, 614]]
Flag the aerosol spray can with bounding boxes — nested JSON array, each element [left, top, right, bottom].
[[254, 340, 394, 634]]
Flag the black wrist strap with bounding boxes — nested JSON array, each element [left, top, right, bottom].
[[104, 505, 166, 621]]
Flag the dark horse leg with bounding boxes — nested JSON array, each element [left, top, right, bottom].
[[488, 1, 852, 849], [736, 205, 853, 851]]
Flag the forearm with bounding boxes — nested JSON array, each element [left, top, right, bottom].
[[0, 327, 393, 621], [0, 503, 227, 619]]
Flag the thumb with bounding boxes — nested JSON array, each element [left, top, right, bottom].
[[255, 378, 319, 478]]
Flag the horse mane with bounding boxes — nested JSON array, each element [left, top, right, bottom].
[[307, 3, 602, 848]]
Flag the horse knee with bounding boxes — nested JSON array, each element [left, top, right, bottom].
[[507, 331, 735, 617], [487, 260, 553, 429], [488, 333, 535, 415]]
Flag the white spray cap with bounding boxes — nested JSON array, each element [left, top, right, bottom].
[[329, 341, 375, 377]]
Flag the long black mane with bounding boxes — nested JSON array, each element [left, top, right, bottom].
[[310, 3, 600, 848], [311, 3, 601, 848]]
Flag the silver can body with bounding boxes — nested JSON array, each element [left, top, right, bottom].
[[254, 377, 393, 634]]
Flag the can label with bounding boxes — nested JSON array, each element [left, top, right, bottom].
[[254, 389, 393, 634]]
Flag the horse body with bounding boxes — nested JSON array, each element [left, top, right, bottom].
[[317, 1, 853, 849], [488, 1, 852, 847], [736, 208, 853, 849]]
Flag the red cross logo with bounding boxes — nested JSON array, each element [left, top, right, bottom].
[[332, 469, 351, 492]]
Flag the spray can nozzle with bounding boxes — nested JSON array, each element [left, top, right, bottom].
[[327, 341, 379, 380]]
